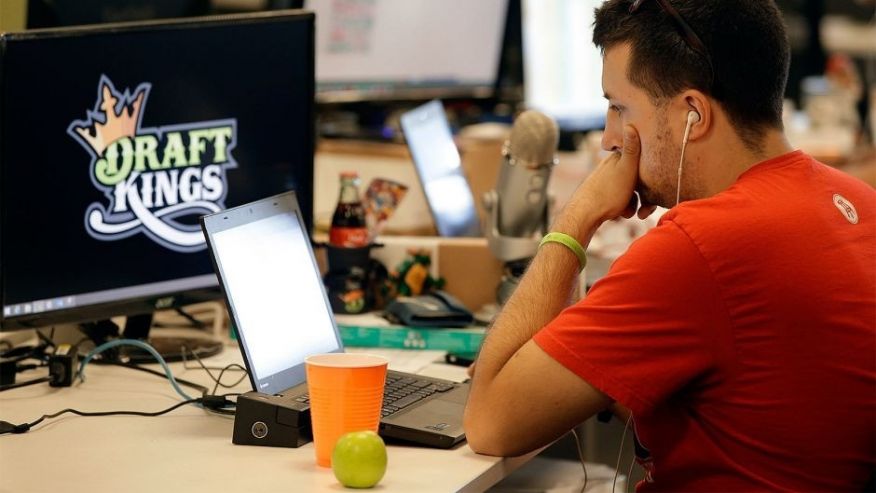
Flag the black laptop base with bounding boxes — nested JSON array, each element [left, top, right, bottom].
[[232, 371, 468, 449], [232, 391, 312, 448]]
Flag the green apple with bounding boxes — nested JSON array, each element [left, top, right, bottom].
[[331, 430, 388, 488]]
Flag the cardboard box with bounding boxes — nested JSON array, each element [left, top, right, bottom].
[[313, 234, 504, 313], [372, 236, 503, 312], [436, 237, 504, 312]]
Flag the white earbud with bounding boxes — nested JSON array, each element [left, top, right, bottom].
[[676, 110, 700, 206]]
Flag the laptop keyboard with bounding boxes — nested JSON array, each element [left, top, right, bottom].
[[291, 373, 457, 418], [381, 374, 456, 417]]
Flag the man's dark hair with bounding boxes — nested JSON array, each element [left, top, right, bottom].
[[593, 0, 790, 151]]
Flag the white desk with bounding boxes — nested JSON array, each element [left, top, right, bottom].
[[0, 346, 536, 493]]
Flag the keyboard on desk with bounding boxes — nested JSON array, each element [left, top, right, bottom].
[[288, 371, 458, 418], [381, 372, 457, 417]]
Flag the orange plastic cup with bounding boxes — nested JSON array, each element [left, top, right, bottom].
[[305, 353, 388, 467]]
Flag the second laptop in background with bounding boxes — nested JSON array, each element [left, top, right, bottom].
[[400, 100, 482, 238]]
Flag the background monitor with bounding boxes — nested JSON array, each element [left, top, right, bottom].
[[26, 0, 211, 28], [522, 0, 606, 131], [307, 0, 509, 103], [25, 0, 309, 29], [0, 11, 315, 349]]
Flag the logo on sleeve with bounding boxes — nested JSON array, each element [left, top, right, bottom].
[[68, 75, 238, 252], [832, 194, 859, 225]]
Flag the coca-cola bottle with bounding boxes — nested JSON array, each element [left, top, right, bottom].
[[329, 171, 369, 247]]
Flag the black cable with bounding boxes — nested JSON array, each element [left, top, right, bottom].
[[151, 307, 208, 329], [210, 364, 248, 395], [72, 339, 211, 396], [114, 356, 241, 403], [1, 344, 52, 391], [1, 392, 239, 436], [181, 357, 246, 373], [204, 406, 236, 416], [204, 392, 240, 416], [181, 347, 248, 392], [0, 376, 52, 393], [112, 362, 209, 395], [79, 340, 240, 398], [1, 343, 50, 363], [174, 307, 207, 329], [100, 350, 245, 399], [35, 329, 55, 349], [0, 398, 203, 435], [15, 363, 47, 372]]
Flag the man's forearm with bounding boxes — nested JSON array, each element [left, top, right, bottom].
[[470, 129, 641, 385], [472, 201, 603, 386]]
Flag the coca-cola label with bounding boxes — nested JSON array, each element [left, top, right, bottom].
[[329, 227, 369, 247]]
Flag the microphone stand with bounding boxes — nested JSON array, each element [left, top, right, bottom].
[[482, 189, 553, 306]]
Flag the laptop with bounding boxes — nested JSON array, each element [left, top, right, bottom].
[[200, 191, 469, 448], [400, 100, 482, 237]]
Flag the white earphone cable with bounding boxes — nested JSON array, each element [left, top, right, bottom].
[[675, 113, 697, 206], [612, 413, 633, 493]]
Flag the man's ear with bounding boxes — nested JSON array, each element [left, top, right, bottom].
[[680, 90, 711, 141]]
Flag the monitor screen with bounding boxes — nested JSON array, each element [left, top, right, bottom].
[[522, 0, 606, 131], [0, 11, 315, 331], [306, 0, 508, 102]]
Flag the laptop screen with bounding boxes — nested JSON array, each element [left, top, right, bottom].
[[204, 193, 342, 394], [400, 100, 481, 238]]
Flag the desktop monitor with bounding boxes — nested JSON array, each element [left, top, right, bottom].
[[522, 0, 607, 131], [0, 11, 315, 356], [306, 0, 508, 103]]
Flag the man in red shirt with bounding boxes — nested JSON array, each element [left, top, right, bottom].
[[464, 1, 875, 490]]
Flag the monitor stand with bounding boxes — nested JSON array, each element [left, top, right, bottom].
[[81, 313, 223, 364]]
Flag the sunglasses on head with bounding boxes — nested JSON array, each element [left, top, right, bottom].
[[629, 0, 715, 88]]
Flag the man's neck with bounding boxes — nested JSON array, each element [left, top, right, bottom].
[[756, 129, 796, 163], [701, 129, 794, 197]]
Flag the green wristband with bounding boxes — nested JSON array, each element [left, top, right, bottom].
[[539, 232, 587, 271]]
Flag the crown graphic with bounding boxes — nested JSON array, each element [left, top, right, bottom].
[[74, 82, 146, 156]]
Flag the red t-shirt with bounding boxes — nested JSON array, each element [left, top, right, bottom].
[[534, 151, 876, 491]]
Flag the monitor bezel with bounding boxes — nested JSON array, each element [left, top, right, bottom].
[[0, 10, 316, 332]]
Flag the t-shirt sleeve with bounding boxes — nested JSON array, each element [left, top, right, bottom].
[[533, 219, 729, 417]]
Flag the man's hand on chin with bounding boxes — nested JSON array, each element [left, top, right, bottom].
[[463, 126, 641, 457], [551, 125, 645, 242]]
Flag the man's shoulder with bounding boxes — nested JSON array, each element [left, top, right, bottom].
[[646, 151, 875, 272], [663, 152, 874, 231], [653, 194, 750, 246]]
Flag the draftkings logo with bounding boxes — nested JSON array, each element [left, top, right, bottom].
[[68, 75, 237, 252]]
